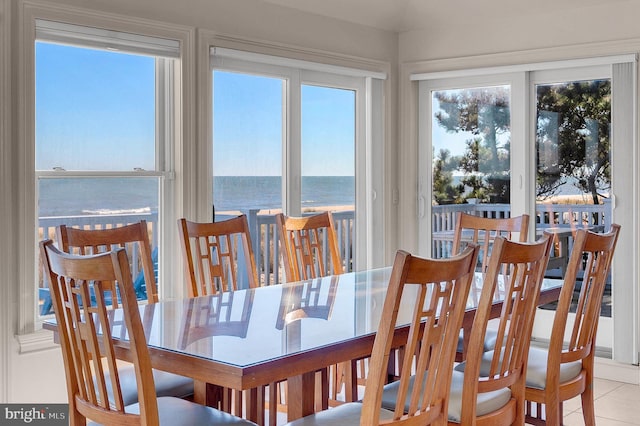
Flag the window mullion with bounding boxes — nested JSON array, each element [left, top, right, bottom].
[[36, 171, 169, 178], [285, 70, 302, 216]]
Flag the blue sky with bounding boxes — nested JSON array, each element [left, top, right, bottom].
[[36, 42, 355, 176], [213, 71, 355, 176], [36, 43, 156, 171]]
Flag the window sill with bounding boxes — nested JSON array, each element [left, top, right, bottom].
[[15, 328, 57, 354]]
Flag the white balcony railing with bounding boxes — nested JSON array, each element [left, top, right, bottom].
[[38, 209, 355, 313], [431, 199, 612, 259]]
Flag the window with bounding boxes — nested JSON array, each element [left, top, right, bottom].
[[415, 57, 636, 363], [533, 70, 613, 317], [34, 23, 176, 315], [428, 84, 512, 258], [209, 46, 386, 283], [212, 71, 284, 216], [18, 4, 191, 338]]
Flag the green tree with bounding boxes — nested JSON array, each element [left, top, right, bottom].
[[434, 88, 510, 203], [536, 80, 611, 204], [432, 148, 463, 204]]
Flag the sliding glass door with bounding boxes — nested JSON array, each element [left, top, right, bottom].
[[211, 57, 364, 284], [212, 71, 284, 217], [532, 66, 614, 352], [419, 61, 635, 362]]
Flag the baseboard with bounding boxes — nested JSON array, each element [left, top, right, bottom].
[[594, 357, 640, 385]]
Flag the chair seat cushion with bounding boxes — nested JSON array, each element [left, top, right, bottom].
[[457, 329, 499, 353], [454, 349, 506, 377], [108, 364, 194, 405], [379, 370, 511, 423], [448, 370, 511, 423], [89, 396, 257, 425], [282, 402, 395, 426], [525, 347, 583, 390]]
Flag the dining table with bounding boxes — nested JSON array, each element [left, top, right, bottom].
[[43, 267, 563, 425]]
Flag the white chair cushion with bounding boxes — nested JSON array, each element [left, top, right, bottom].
[[105, 364, 194, 406], [454, 349, 501, 376], [448, 370, 511, 423], [380, 374, 422, 412], [457, 329, 499, 353], [282, 402, 395, 426], [525, 347, 583, 390], [89, 396, 257, 425], [380, 370, 511, 423]]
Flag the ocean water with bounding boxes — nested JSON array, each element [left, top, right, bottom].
[[214, 176, 354, 212], [38, 176, 354, 217]]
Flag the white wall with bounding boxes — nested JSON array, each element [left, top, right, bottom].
[[55, 0, 398, 62], [0, 0, 13, 405], [399, 1, 640, 63], [3, 0, 398, 404]]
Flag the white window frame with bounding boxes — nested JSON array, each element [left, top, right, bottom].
[[414, 56, 638, 363], [16, 2, 194, 347], [199, 32, 389, 272]]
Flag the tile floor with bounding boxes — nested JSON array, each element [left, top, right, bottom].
[[559, 378, 640, 425]]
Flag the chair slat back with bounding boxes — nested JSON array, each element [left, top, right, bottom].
[[548, 224, 620, 366], [40, 240, 158, 426], [56, 221, 158, 304], [460, 236, 552, 424], [361, 246, 479, 426], [452, 212, 529, 273], [276, 212, 343, 282], [178, 215, 259, 297]]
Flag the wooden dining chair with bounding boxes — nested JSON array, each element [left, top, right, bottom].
[[282, 245, 479, 426], [56, 221, 158, 304], [451, 212, 530, 361], [178, 215, 262, 417], [451, 212, 530, 273], [39, 240, 257, 426], [525, 224, 620, 426], [275, 211, 349, 415], [55, 222, 194, 406], [276, 211, 343, 282], [448, 236, 552, 426], [381, 236, 552, 426], [178, 215, 259, 297]]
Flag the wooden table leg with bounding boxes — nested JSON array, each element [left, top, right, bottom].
[[193, 380, 207, 405], [315, 369, 329, 412], [287, 371, 316, 420], [343, 360, 358, 402], [193, 381, 227, 410], [244, 386, 266, 425]]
